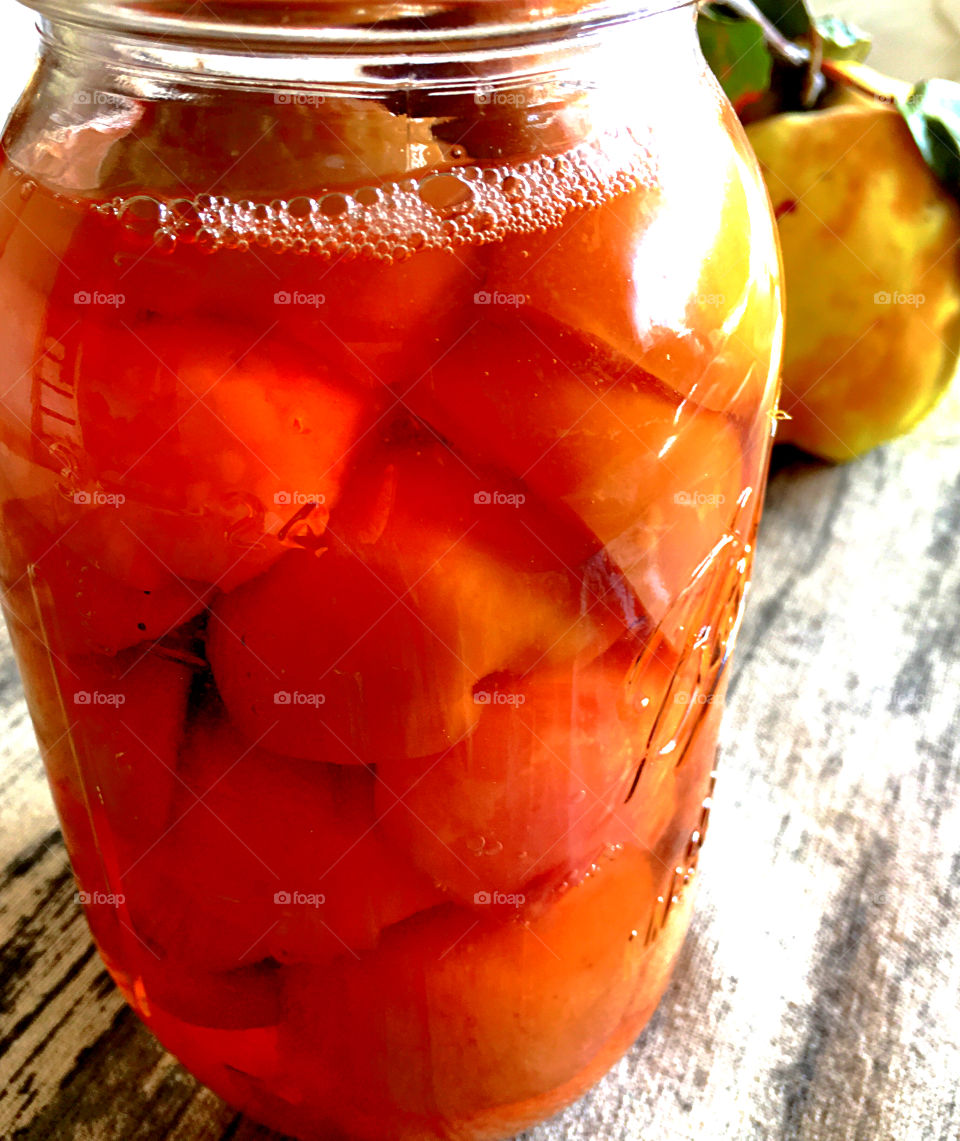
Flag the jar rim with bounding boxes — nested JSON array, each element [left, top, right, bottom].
[[18, 0, 696, 52]]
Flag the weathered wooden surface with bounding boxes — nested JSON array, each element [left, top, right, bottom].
[[2, 384, 960, 1139]]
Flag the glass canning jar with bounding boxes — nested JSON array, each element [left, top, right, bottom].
[[0, 2, 782, 1138]]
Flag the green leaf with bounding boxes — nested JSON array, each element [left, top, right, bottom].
[[703, 0, 812, 39], [752, 0, 812, 40], [698, 9, 774, 109], [897, 79, 960, 197], [816, 15, 872, 63]]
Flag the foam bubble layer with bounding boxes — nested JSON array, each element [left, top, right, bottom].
[[96, 132, 654, 262]]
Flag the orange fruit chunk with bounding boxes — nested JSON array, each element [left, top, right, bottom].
[[411, 316, 745, 631], [280, 843, 657, 1121], [125, 715, 442, 973], [0, 499, 207, 656], [209, 441, 640, 764], [375, 642, 677, 904], [3, 315, 374, 589], [483, 104, 781, 418]]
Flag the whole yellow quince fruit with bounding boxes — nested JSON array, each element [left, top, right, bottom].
[[747, 90, 960, 461]]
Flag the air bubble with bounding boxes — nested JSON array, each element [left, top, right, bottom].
[[119, 195, 167, 237], [19, 179, 35, 202], [318, 192, 352, 219], [195, 227, 219, 253], [288, 195, 317, 221], [153, 228, 177, 254], [354, 186, 381, 207], [501, 175, 528, 200], [419, 173, 474, 216], [171, 198, 202, 233]]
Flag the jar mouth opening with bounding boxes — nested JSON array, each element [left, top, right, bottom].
[[19, 0, 696, 52]]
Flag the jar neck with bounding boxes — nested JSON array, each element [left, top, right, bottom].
[[27, 1, 696, 92], [4, 2, 703, 199], [22, 2, 693, 50]]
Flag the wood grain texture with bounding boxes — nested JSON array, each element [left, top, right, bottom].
[[2, 388, 960, 1140]]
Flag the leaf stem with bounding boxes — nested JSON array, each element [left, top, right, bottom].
[[700, 0, 810, 66]]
